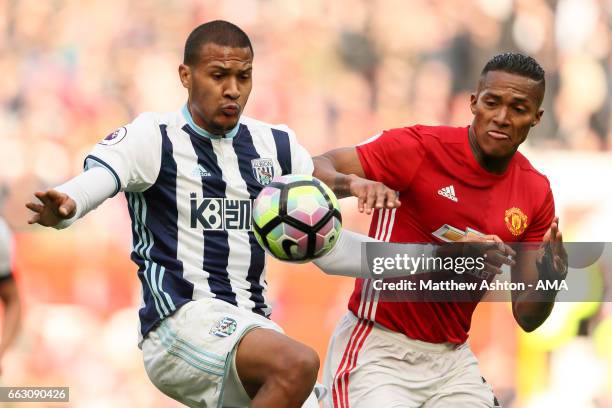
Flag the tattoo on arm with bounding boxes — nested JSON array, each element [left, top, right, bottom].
[[333, 174, 352, 198]]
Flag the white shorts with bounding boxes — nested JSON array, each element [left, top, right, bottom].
[[323, 312, 500, 408], [142, 297, 283, 408]]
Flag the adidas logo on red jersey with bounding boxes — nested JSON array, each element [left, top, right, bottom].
[[438, 185, 458, 202]]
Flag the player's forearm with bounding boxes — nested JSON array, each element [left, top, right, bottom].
[[313, 229, 373, 277], [312, 155, 354, 198], [511, 249, 564, 332], [54, 166, 117, 229], [313, 230, 435, 278]]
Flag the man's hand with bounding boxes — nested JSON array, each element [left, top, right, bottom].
[[538, 216, 568, 283], [459, 233, 516, 275], [25, 190, 76, 227], [346, 174, 401, 214], [433, 232, 515, 275], [511, 217, 568, 332], [313, 148, 400, 214]]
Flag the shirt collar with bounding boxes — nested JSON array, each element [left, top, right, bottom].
[[181, 103, 240, 139]]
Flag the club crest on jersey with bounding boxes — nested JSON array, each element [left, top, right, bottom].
[[251, 158, 275, 185], [99, 127, 127, 146], [210, 317, 238, 338], [504, 207, 528, 236]]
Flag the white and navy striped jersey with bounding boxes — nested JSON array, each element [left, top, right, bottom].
[[85, 106, 313, 340]]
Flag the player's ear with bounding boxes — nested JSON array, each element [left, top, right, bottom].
[[532, 109, 544, 127], [469, 93, 478, 115], [179, 64, 192, 89]]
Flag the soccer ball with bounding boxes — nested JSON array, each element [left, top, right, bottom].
[[252, 175, 342, 262]]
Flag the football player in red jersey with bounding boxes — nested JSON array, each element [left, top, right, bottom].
[[314, 53, 568, 407]]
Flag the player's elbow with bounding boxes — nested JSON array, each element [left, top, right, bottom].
[[512, 304, 545, 333], [516, 317, 541, 333]]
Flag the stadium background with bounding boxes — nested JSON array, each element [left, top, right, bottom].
[[1, 0, 611, 406]]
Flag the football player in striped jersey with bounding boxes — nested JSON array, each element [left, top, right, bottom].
[[26, 20, 322, 408]]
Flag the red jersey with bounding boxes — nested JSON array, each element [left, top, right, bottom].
[[350, 125, 555, 344]]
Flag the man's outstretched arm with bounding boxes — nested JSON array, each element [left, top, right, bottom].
[[26, 166, 117, 228], [313, 147, 400, 214]]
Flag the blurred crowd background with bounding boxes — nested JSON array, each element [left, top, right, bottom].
[[0, 0, 611, 407]]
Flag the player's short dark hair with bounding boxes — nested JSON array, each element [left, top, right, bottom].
[[481, 52, 545, 85], [183, 20, 253, 66]]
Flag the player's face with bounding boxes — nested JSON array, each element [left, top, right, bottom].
[[179, 43, 253, 135], [470, 71, 544, 158]]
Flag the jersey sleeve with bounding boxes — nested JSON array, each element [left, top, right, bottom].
[[291, 138, 314, 176], [277, 125, 313, 176], [355, 126, 427, 191], [84, 112, 162, 194], [522, 188, 555, 242]]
